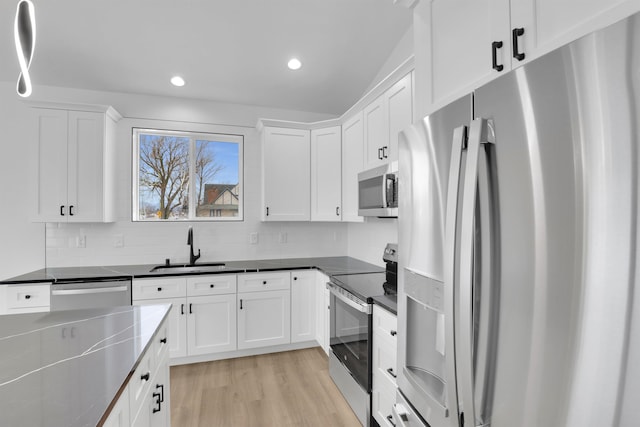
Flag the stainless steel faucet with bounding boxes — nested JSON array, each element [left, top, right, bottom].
[[187, 227, 201, 265]]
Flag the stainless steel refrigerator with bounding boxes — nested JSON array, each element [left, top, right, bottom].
[[394, 11, 640, 427]]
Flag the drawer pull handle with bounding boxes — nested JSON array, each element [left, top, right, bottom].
[[152, 392, 162, 413], [240, 299, 243, 310], [386, 368, 397, 378], [387, 415, 396, 427], [141, 372, 150, 382], [160, 337, 167, 344], [390, 330, 397, 337], [24, 295, 31, 300], [181, 304, 185, 315], [156, 383, 165, 402]]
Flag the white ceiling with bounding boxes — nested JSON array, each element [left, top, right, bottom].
[[0, 0, 412, 115]]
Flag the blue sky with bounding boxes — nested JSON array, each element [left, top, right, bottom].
[[197, 140, 239, 185]]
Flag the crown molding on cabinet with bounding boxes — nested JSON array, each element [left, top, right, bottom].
[[257, 55, 414, 131], [23, 100, 122, 122]]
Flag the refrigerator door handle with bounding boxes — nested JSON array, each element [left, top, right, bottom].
[[458, 118, 495, 427], [443, 124, 468, 422]]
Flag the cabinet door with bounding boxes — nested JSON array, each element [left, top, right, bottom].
[[262, 127, 311, 221], [315, 272, 330, 351], [414, 0, 510, 117], [31, 108, 69, 222], [102, 386, 130, 427], [510, 0, 640, 66], [134, 298, 187, 359], [149, 352, 170, 427], [291, 271, 317, 343], [237, 290, 291, 349], [187, 294, 237, 355], [341, 112, 365, 223], [311, 126, 342, 221], [363, 95, 388, 168], [67, 110, 106, 222], [385, 73, 413, 163]]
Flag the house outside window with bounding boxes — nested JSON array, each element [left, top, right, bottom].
[[133, 128, 243, 221]]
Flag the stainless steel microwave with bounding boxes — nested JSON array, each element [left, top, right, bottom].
[[357, 161, 398, 217]]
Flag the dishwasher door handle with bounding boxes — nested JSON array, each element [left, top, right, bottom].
[[51, 286, 129, 296]]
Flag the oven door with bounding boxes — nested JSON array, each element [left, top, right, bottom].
[[328, 281, 371, 391]]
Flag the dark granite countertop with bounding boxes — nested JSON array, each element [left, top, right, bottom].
[[371, 294, 397, 315], [0, 304, 170, 427], [1, 256, 383, 284]]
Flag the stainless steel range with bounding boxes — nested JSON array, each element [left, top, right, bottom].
[[328, 244, 397, 426]]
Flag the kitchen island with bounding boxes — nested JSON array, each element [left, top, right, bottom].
[[0, 304, 171, 427]]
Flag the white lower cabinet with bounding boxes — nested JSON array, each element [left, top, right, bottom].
[[0, 283, 51, 314], [105, 317, 170, 427], [372, 304, 398, 427], [315, 272, 331, 355], [133, 274, 238, 359], [238, 289, 291, 349], [187, 293, 237, 355], [291, 270, 316, 343]]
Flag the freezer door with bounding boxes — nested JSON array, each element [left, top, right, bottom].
[[464, 14, 638, 427], [397, 95, 471, 427]]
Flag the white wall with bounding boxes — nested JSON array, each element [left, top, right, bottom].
[[1, 83, 350, 273], [0, 84, 46, 280], [347, 219, 397, 267]]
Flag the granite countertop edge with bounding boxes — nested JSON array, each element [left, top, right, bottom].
[[1, 256, 384, 285]]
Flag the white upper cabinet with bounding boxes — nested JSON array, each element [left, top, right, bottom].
[[414, 0, 510, 117], [30, 103, 121, 223], [364, 72, 413, 168], [341, 112, 365, 223], [261, 126, 311, 221], [311, 126, 342, 221], [510, 0, 640, 63], [414, 0, 640, 117]]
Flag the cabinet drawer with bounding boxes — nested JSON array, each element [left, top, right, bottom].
[[133, 278, 186, 300], [186, 274, 237, 296], [373, 305, 397, 342], [4, 284, 51, 311], [152, 320, 170, 368], [373, 338, 398, 389], [237, 272, 291, 292], [372, 387, 397, 427], [129, 349, 155, 421]]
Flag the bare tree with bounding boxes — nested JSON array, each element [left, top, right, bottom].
[[195, 142, 226, 207], [139, 135, 190, 219]]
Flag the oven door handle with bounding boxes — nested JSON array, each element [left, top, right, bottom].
[[327, 282, 371, 314], [51, 286, 129, 296]]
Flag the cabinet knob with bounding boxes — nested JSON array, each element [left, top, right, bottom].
[[263, 281, 267, 285], [293, 277, 297, 281], [141, 372, 150, 382], [390, 330, 397, 336], [160, 337, 167, 344], [24, 294, 31, 300], [157, 287, 162, 292], [210, 284, 215, 288], [512, 27, 526, 61]]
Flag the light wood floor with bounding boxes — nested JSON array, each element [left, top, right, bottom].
[[170, 347, 362, 427]]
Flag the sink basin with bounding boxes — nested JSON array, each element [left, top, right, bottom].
[[150, 263, 226, 273]]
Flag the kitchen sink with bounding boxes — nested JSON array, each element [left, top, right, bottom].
[[150, 263, 226, 273]]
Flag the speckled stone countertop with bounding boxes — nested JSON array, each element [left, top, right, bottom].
[[0, 304, 170, 427], [0, 256, 384, 284]]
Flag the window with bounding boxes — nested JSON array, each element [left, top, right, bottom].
[[133, 128, 243, 221]]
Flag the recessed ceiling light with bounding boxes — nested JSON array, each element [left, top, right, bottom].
[[287, 58, 302, 71], [170, 76, 185, 87]]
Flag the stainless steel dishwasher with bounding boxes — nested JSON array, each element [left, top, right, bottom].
[[50, 278, 132, 311]]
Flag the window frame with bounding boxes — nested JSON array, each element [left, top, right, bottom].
[[132, 127, 244, 222]]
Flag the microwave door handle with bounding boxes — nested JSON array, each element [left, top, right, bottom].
[[382, 173, 388, 208], [457, 118, 496, 427]]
